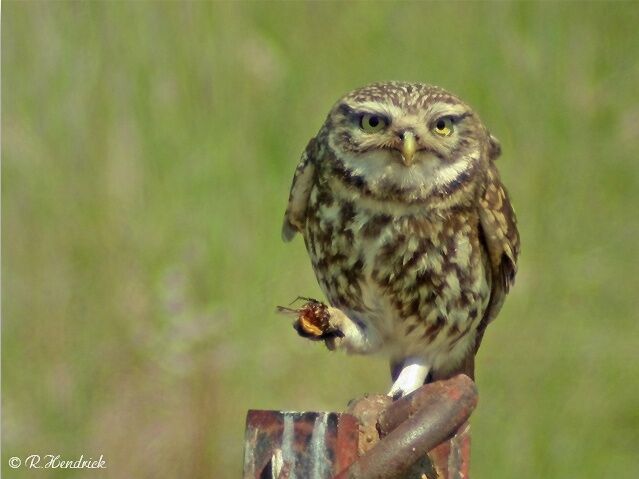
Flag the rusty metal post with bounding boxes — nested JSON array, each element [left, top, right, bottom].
[[428, 421, 472, 479], [243, 411, 359, 479], [243, 374, 477, 479]]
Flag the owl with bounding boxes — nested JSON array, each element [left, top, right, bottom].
[[282, 82, 519, 398]]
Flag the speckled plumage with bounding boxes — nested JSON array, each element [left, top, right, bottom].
[[283, 82, 519, 395]]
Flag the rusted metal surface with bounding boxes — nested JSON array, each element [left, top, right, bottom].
[[428, 421, 471, 479], [244, 374, 477, 479], [334, 375, 477, 479], [377, 374, 477, 436], [243, 410, 359, 479], [345, 394, 392, 455]]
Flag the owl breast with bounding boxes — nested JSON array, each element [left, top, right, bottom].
[[304, 181, 491, 372]]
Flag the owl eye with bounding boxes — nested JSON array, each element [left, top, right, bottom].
[[360, 114, 388, 133], [433, 117, 454, 137]]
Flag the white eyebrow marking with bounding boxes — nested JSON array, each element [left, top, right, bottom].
[[426, 102, 468, 119], [345, 100, 403, 120]]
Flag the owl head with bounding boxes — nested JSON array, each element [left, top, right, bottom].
[[319, 82, 500, 204]]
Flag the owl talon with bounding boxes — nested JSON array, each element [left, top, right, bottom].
[[323, 328, 345, 351], [391, 390, 404, 401]]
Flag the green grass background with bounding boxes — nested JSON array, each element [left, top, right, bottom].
[[3, 2, 639, 478]]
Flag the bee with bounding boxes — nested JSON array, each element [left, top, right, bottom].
[[277, 297, 344, 341]]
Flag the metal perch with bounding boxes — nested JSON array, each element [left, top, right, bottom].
[[243, 374, 477, 479]]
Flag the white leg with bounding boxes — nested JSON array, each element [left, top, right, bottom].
[[325, 307, 382, 355], [387, 358, 430, 399]]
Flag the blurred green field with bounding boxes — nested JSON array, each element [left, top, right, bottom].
[[3, 2, 639, 478]]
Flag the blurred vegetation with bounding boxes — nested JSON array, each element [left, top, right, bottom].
[[3, 2, 639, 478]]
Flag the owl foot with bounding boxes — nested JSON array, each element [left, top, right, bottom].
[[323, 306, 384, 354], [388, 358, 431, 399], [277, 299, 381, 354]]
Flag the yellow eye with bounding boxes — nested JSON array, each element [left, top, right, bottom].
[[433, 117, 454, 136], [360, 114, 387, 133]]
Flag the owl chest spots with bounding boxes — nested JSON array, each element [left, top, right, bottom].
[[305, 185, 490, 355]]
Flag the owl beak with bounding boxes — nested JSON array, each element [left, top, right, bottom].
[[401, 131, 417, 166]]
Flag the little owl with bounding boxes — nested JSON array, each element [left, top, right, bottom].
[[282, 81, 519, 398]]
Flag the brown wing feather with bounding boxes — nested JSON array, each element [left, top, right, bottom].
[[476, 162, 520, 340], [282, 138, 318, 242]]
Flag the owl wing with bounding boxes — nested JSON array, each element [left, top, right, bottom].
[[477, 162, 520, 331], [282, 138, 318, 242]]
